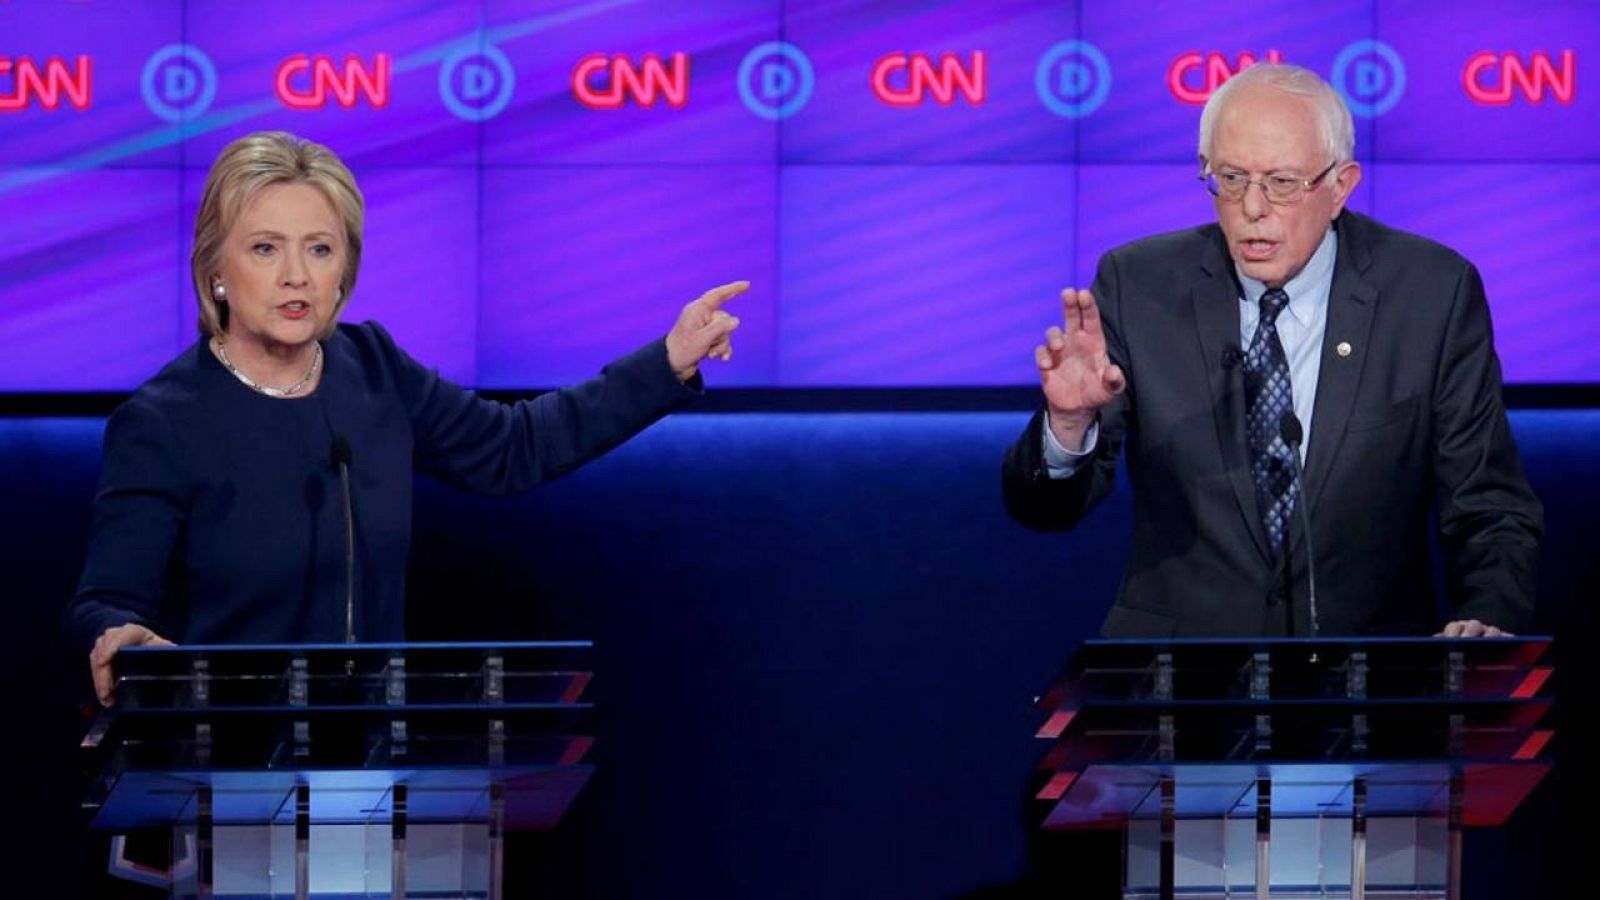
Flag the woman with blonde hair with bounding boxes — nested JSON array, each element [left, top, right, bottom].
[[66, 131, 746, 705]]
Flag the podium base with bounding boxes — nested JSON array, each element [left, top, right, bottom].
[[113, 823, 498, 899], [1124, 816, 1448, 900]]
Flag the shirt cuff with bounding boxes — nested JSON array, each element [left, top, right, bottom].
[[1041, 414, 1099, 479]]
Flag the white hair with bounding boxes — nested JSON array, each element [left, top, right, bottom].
[[1197, 63, 1355, 167]]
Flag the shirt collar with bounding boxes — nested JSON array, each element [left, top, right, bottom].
[[1238, 226, 1337, 328]]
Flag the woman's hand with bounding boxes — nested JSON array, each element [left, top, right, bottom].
[[666, 281, 748, 381], [90, 623, 173, 706]]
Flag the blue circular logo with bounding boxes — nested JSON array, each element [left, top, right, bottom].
[[439, 43, 515, 122], [1036, 40, 1112, 118], [1332, 40, 1406, 118], [737, 42, 815, 121], [141, 44, 217, 123]]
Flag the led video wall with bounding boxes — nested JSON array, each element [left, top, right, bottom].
[[2, 0, 1597, 389]]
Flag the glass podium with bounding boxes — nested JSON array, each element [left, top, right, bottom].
[[1032, 638, 1554, 900], [80, 642, 596, 899]]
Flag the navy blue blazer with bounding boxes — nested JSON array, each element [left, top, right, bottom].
[[66, 321, 697, 652]]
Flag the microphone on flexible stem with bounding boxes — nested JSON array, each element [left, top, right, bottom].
[[1221, 346, 1243, 370], [329, 436, 356, 647], [1277, 412, 1320, 659]]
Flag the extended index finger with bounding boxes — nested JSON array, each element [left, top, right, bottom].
[[1073, 289, 1104, 336], [698, 280, 750, 312], [1058, 288, 1098, 334]]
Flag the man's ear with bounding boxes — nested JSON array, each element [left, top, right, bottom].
[[1330, 161, 1363, 219]]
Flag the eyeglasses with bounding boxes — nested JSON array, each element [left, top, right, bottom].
[[1200, 160, 1338, 205]]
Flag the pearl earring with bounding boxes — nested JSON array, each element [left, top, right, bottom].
[[212, 282, 226, 300]]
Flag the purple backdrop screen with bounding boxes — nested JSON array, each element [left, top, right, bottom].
[[3, 0, 1597, 389]]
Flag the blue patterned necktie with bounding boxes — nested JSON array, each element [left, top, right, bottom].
[[1244, 288, 1298, 553]]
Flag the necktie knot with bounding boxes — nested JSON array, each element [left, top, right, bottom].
[[1259, 288, 1290, 327]]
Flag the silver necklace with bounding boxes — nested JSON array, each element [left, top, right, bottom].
[[214, 339, 323, 398]]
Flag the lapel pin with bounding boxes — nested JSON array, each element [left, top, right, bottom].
[[1336, 341, 1352, 358]]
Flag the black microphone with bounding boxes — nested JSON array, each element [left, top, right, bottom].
[[329, 436, 356, 644], [1277, 412, 1319, 642], [1221, 346, 1242, 369]]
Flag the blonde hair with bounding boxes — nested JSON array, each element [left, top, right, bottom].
[[191, 131, 364, 339]]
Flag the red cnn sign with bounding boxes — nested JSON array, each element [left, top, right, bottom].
[[572, 53, 690, 109], [1463, 50, 1576, 105], [0, 55, 92, 112], [870, 52, 987, 106], [274, 54, 392, 110], [1167, 50, 1283, 104]]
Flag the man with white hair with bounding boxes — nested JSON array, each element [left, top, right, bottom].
[[1002, 64, 1542, 638]]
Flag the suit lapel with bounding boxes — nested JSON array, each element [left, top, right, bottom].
[[1193, 234, 1276, 564], [1301, 213, 1378, 530]]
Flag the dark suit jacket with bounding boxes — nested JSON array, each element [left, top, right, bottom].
[[1002, 211, 1542, 637], [65, 322, 697, 653]]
